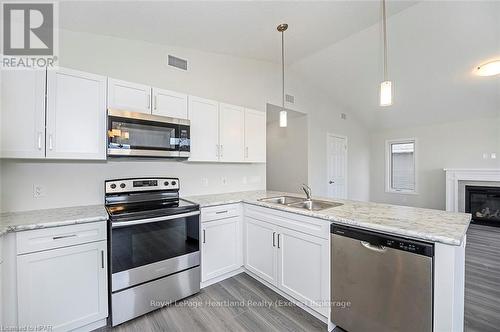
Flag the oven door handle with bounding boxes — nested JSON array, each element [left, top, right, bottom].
[[111, 211, 200, 228]]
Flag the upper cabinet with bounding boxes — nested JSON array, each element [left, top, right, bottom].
[[244, 109, 266, 163], [107, 78, 151, 114], [152, 88, 188, 119], [219, 103, 245, 162], [1, 69, 46, 159], [188, 96, 220, 162], [107, 79, 188, 119], [188, 98, 266, 163], [46, 68, 107, 160]]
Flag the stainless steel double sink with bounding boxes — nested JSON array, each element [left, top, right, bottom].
[[258, 195, 343, 211]]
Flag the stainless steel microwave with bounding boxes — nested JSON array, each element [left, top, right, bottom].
[[107, 109, 190, 158]]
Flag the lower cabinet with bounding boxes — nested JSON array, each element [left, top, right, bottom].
[[244, 208, 329, 317], [17, 240, 108, 331], [201, 205, 243, 283]]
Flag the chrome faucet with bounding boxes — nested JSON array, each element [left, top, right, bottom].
[[301, 184, 312, 201]]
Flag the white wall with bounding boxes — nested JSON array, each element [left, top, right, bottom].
[[370, 117, 500, 210], [266, 109, 308, 194], [1, 29, 371, 211]]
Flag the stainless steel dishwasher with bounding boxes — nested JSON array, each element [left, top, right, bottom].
[[331, 225, 434, 332]]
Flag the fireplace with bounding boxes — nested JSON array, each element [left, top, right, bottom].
[[465, 185, 500, 227]]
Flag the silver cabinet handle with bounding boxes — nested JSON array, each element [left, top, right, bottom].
[[101, 250, 105, 269], [146, 94, 151, 110], [37, 132, 42, 150], [203, 229, 206, 244], [245, 147, 249, 159], [216, 144, 219, 158], [112, 211, 200, 228], [272, 232, 276, 247], [52, 234, 77, 240], [360, 241, 387, 253], [277, 233, 281, 249], [154, 95, 158, 110], [220, 144, 224, 158], [48, 134, 53, 150], [215, 210, 228, 215]]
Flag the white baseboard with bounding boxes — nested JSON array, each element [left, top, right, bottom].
[[73, 318, 107, 332], [200, 267, 245, 288]]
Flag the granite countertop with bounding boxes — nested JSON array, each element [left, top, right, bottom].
[[0, 204, 108, 236], [185, 190, 471, 246]]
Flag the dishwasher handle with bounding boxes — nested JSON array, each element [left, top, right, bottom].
[[361, 241, 387, 253]]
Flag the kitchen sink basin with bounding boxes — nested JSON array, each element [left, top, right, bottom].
[[258, 196, 305, 205], [258, 196, 343, 211], [288, 199, 343, 211]]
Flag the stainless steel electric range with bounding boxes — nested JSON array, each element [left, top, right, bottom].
[[105, 177, 200, 326]]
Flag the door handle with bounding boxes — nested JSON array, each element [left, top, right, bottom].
[[220, 145, 223, 158], [101, 250, 105, 269], [245, 147, 249, 159], [52, 234, 76, 240], [37, 132, 43, 150], [277, 233, 281, 249], [154, 95, 158, 110], [329, 180, 335, 184], [216, 144, 219, 158], [272, 232, 276, 247], [360, 241, 387, 253], [146, 94, 151, 110], [48, 134, 53, 150], [203, 229, 206, 244]]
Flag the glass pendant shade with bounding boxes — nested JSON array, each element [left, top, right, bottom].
[[279, 110, 287, 127], [380, 80, 393, 106], [476, 60, 500, 76]]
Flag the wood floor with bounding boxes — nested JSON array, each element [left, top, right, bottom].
[[97, 272, 330, 332], [97, 223, 500, 332], [464, 223, 500, 332]]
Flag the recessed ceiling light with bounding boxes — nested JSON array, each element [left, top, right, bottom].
[[476, 60, 500, 77]]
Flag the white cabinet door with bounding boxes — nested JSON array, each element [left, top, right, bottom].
[[152, 88, 188, 119], [107, 78, 151, 114], [244, 108, 266, 162], [17, 241, 108, 332], [46, 68, 106, 160], [1, 69, 46, 158], [277, 227, 329, 316], [219, 103, 245, 162], [201, 217, 242, 282], [188, 96, 219, 162], [244, 217, 278, 286]]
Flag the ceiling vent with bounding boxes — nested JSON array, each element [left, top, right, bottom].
[[168, 55, 188, 70], [285, 94, 295, 104]]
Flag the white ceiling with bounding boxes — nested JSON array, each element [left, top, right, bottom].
[[59, 0, 416, 64], [59, 1, 499, 130]]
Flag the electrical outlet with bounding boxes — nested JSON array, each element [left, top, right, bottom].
[[33, 184, 46, 198], [491, 153, 497, 159]]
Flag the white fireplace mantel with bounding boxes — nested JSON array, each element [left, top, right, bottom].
[[445, 168, 500, 212]]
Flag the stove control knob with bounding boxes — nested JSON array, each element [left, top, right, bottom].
[[110, 184, 116, 189], [171, 181, 177, 186], [164, 181, 169, 186], [120, 183, 126, 189]]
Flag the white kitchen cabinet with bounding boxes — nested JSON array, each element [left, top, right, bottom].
[[1, 69, 46, 158], [244, 217, 278, 286], [46, 68, 107, 160], [219, 103, 245, 162], [152, 88, 188, 119], [17, 240, 108, 331], [107, 78, 152, 114], [278, 227, 329, 316], [244, 108, 266, 162], [188, 96, 220, 162], [201, 216, 242, 282]]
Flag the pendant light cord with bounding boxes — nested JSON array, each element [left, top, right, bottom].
[[281, 30, 285, 111], [382, 0, 388, 81]]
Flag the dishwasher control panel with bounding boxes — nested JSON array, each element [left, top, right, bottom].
[[331, 225, 434, 257]]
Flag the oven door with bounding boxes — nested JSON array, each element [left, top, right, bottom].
[[110, 210, 200, 292], [107, 109, 190, 158]]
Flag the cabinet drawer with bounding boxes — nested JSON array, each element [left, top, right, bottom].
[[201, 204, 241, 223], [17, 222, 107, 255]]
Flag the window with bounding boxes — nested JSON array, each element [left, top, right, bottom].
[[386, 139, 416, 194]]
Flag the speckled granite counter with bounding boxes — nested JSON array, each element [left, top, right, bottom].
[[0, 205, 108, 235], [185, 190, 471, 246]]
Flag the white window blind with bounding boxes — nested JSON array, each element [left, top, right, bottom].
[[386, 140, 416, 193]]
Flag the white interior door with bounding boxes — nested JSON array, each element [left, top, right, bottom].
[[327, 134, 347, 199], [188, 96, 219, 162], [219, 103, 245, 162]]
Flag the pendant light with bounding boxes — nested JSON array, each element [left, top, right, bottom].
[[278, 23, 288, 127], [380, 0, 392, 106], [476, 60, 500, 76]]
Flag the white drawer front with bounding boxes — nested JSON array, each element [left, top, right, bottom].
[[17, 222, 107, 255], [201, 203, 241, 223]]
